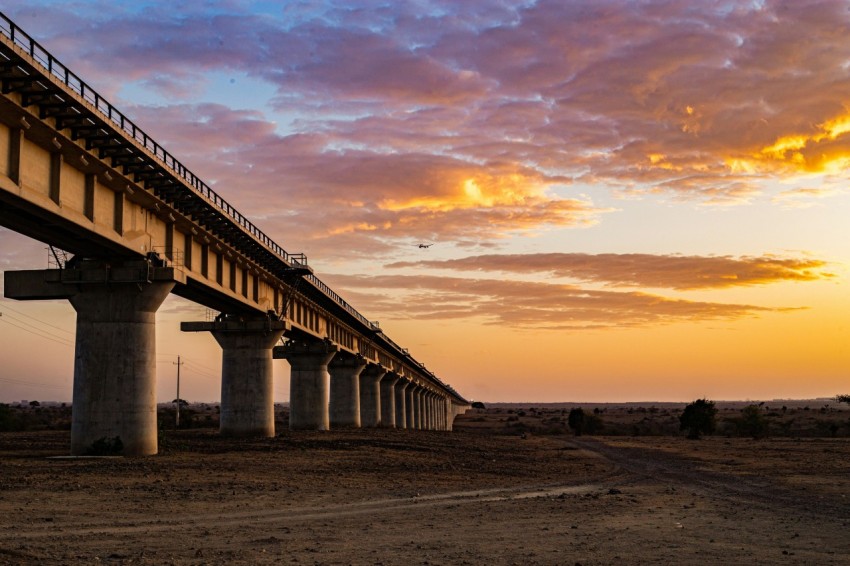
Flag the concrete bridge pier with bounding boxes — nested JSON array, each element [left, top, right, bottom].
[[275, 340, 338, 430], [359, 364, 386, 427], [379, 373, 399, 427], [4, 260, 181, 456], [422, 391, 431, 430], [416, 388, 425, 430], [447, 402, 471, 431], [395, 378, 410, 429], [182, 317, 286, 437], [329, 353, 367, 428], [406, 385, 417, 429], [70, 280, 173, 456]]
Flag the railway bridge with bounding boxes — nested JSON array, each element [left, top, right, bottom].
[[0, 13, 469, 456]]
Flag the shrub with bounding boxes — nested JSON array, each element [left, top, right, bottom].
[[583, 413, 604, 434], [568, 408, 585, 436], [679, 399, 717, 439], [737, 404, 768, 439]]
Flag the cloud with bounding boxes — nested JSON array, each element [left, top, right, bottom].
[[386, 252, 835, 290], [7, 0, 850, 255], [771, 186, 843, 208], [119, 104, 607, 260], [323, 273, 788, 330]]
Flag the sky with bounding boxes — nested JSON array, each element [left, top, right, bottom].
[[1, 0, 848, 403]]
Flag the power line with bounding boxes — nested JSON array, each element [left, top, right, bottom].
[[0, 315, 74, 347], [182, 361, 219, 381], [0, 300, 74, 335], [0, 310, 74, 342], [0, 376, 68, 391]]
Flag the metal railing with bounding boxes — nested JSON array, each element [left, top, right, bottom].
[[0, 12, 304, 268]]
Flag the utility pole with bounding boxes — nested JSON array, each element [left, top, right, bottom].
[[173, 355, 184, 428]]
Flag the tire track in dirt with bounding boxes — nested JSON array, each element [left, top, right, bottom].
[[1, 480, 621, 541], [567, 437, 850, 521]]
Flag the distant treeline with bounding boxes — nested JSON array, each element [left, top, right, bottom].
[[457, 402, 850, 438]]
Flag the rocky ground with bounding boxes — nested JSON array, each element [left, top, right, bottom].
[[1, 413, 849, 564]]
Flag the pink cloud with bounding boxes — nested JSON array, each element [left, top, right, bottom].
[[7, 0, 850, 252]]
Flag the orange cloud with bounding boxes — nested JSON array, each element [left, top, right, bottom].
[[324, 274, 789, 330], [386, 253, 834, 290]]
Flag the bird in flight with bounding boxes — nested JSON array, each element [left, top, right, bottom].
[[417, 243, 434, 249]]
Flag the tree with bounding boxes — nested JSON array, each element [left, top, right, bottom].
[[679, 399, 717, 440], [737, 404, 768, 439], [835, 394, 850, 405], [568, 407, 585, 436]]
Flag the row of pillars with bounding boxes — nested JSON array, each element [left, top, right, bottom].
[[4, 261, 460, 457], [278, 339, 452, 433]]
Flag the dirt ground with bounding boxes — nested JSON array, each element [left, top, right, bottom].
[[1, 418, 849, 564]]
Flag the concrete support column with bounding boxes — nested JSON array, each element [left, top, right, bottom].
[[447, 402, 471, 431], [183, 316, 287, 437], [414, 387, 424, 430], [359, 364, 386, 427], [70, 281, 173, 456], [421, 391, 429, 430], [5, 261, 181, 457], [428, 394, 436, 430], [395, 379, 410, 429], [212, 324, 284, 437], [379, 374, 399, 427], [416, 389, 425, 430], [329, 353, 367, 428], [406, 385, 416, 429], [274, 340, 338, 430]]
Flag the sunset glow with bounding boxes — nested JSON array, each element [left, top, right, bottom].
[[1, 0, 849, 404]]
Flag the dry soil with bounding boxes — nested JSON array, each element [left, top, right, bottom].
[[1, 422, 849, 564]]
